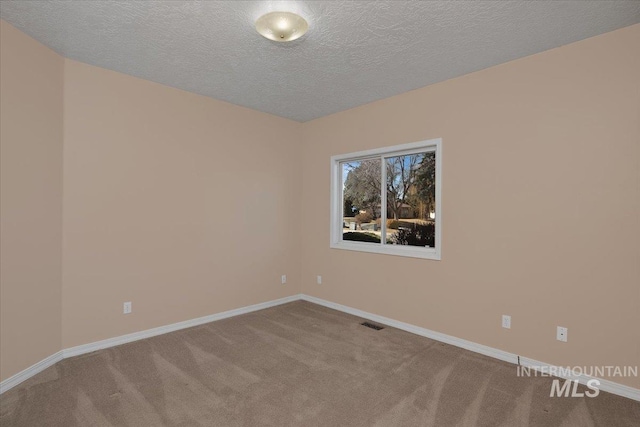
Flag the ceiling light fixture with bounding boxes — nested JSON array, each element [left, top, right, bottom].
[[255, 11, 308, 42]]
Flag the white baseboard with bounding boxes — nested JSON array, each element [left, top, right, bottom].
[[300, 294, 640, 402], [1, 294, 301, 394], [63, 294, 302, 358], [2, 292, 638, 402], [0, 350, 63, 394], [300, 294, 518, 364]]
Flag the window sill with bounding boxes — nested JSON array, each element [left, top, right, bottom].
[[330, 241, 441, 260]]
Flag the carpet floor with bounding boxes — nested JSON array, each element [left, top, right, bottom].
[[0, 301, 638, 426]]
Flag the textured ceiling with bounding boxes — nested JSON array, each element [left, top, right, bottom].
[[1, 1, 639, 122]]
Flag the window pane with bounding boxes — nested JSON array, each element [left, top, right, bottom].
[[341, 158, 382, 244], [386, 152, 436, 247]]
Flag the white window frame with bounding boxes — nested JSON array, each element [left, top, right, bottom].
[[330, 138, 442, 260]]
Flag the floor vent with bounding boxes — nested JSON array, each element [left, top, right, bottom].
[[361, 322, 384, 330]]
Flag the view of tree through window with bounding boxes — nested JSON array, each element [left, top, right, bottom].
[[341, 151, 436, 247], [342, 158, 382, 243]]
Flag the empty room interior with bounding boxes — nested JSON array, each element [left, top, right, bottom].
[[1, 1, 639, 426]]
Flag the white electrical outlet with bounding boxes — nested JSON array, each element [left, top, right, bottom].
[[281, 275, 287, 284], [502, 315, 511, 329], [123, 301, 132, 314], [557, 326, 568, 342], [317, 275, 322, 284]]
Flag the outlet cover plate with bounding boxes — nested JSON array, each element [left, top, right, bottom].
[[557, 326, 568, 342], [502, 315, 511, 329]]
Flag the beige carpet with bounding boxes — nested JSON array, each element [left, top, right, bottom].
[[1, 301, 638, 426]]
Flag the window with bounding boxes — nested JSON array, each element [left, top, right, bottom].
[[330, 138, 442, 260]]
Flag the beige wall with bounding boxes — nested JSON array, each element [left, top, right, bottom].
[[300, 24, 640, 388], [0, 21, 64, 380], [62, 59, 302, 348]]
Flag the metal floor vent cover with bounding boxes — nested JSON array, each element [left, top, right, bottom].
[[361, 322, 384, 331]]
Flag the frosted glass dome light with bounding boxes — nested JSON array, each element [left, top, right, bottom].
[[255, 11, 308, 42]]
